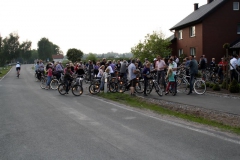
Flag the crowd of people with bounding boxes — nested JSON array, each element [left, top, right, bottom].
[[34, 53, 240, 95]]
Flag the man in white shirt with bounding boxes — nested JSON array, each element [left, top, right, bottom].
[[230, 54, 238, 81], [155, 55, 167, 91]]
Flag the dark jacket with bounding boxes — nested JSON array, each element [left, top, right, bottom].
[[189, 59, 198, 75]]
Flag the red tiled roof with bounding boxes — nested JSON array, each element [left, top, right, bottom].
[[52, 54, 64, 59]]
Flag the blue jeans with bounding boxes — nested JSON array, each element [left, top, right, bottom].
[[46, 76, 52, 86], [189, 74, 196, 93]]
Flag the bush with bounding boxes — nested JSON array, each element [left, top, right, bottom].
[[221, 80, 227, 89], [205, 82, 210, 87], [209, 83, 214, 88], [229, 79, 240, 93], [212, 84, 221, 91]]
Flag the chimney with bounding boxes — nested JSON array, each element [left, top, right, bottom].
[[207, 0, 213, 4], [194, 3, 199, 11]]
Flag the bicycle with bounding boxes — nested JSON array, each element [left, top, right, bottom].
[[145, 74, 163, 96], [50, 73, 65, 90], [176, 74, 206, 95], [58, 77, 83, 96]]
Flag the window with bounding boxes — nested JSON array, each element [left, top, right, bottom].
[[178, 49, 183, 57], [190, 26, 195, 37], [238, 24, 240, 34], [190, 48, 196, 56], [233, 2, 239, 10], [178, 30, 183, 40]]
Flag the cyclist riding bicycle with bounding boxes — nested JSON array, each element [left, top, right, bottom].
[[16, 62, 21, 77], [64, 66, 74, 94]]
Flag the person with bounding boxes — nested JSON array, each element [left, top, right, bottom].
[[165, 67, 175, 95], [142, 62, 151, 96], [168, 58, 178, 92], [64, 66, 74, 94], [230, 54, 238, 81], [35, 61, 39, 80], [199, 55, 207, 80], [174, 56, 179, 66], [187, 55, 198, 95], [100, 67, 110, 91], [97, 65, 105, 80], [38, 60, 45, 80], [218, 57, 227, 81], [120, 60, 128, 82], [76, 64, 85, 77], [16, 62, 21, 77], [210, 58, 216, 69], [116, 60, 121, 72], [45, 65, 53, 90], [88, 60, 94, 81], [155, 55, 167, 91], [128, 59, 138, 96], [94, 62, 100, 77], [55, 61, 64, 81], [203, 55, 207, 63]]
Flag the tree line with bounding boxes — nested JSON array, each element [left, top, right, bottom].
[[0, 32, 63, 66], [0, 30, 171, 66]]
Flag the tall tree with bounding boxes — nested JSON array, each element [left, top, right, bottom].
[[66, 48, 83, 62], [2, 33, 20, 62], [131, 31, 172, 62], [86, 53, 97, 62], [19, 41, 32, 62], [37, 38, 53, 61]]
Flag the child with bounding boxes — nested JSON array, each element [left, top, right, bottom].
[[45, 65, 53, 90], [165, 67, 175, 95], [142, 62, 151, 96], [64, 66, 73, 94], [100, 67, 110, 91]]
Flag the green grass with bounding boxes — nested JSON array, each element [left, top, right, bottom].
[[98, 92, 240, 135], [0, 67, 11, 78]]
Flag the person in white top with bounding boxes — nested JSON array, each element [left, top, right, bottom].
[[230, 54, 238, 81], [16, 62, 21, 77], [155, 55, 167, 91]]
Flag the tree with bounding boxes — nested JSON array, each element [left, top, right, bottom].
[[37, 38, 53, 61], [66, 48, 83, 62], [19, 41, 32, 63], [2, 33, 20, 63], [131, 31, 172, 62], [86, 53, 97, 62]]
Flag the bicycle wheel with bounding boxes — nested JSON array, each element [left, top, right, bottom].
[[40, 78, 46, 89], [58, 84, 66, 95], [135, 80, 144, 93], [109, 82, 117, 93], [89, 83, 100, 95], [72, 84, 83, 96], [146, 81, 153, 94], [193, 80, 206, 95], [117, 82, 126, 93], [154, 83, 163, 96], [50, 79, 59, 90]]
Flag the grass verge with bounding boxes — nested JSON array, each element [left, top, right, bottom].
[[98, 92, 240, 135], [0, 67, 11, 78]]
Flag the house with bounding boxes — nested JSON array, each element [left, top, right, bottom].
[[52, 54, 64, 63], [169, 0, 240, 63]]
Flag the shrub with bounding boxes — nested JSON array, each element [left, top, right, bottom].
[[221, 80, 227, 89], [209, 83, 214, 88], [229, 79, 240, 93], [205, 82, 210, 87], [212, 84, 221, 91]]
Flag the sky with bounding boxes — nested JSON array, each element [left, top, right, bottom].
[[0, 0, 207, 55]]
